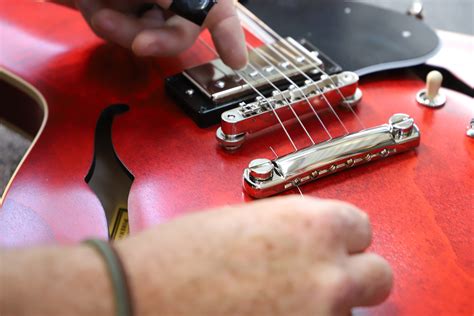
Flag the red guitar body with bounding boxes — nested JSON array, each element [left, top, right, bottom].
[[1, 1, 473, 315]]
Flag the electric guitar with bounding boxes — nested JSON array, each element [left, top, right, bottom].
[[0, 1, 472, 314]]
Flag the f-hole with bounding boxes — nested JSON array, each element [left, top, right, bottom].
[[85, 104, 134, 240]]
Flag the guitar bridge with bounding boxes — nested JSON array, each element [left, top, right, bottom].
[[243, 114, 420, 198], [216, 71, 362, 150]]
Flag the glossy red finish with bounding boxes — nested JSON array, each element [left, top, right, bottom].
[[1, 1, 473, 314]]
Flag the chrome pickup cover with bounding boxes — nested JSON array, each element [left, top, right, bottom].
[[243, 114, 420, 198], [183, 37, 323, 102], [216, 71, 361, 150]]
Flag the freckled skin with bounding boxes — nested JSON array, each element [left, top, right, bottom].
[[1, 197, 392, 316], [116, 196, 393, 316]]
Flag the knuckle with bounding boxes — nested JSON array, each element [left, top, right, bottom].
[[319, 267, 354, 307]]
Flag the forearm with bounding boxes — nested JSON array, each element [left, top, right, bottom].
[[0, 245, 114, 316]]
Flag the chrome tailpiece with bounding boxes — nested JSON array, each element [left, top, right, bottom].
[[217, 71, 362, 150], [243, 114, 420, 198]]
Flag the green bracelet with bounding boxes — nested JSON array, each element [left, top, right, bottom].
[[84, 239, 133, 316]]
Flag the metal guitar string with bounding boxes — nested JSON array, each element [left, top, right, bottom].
[[247, 42, 333, 140], [198, 37, 301, 151], [197, 38, 299, 151], [197, 37, 309, 193], [269, 146, 279, 158], [238, 4, 366, 130], [238, 53, 317, 146], [247, 41, 344, 137], [249, 41, 349, 135], [199, 37, 330, 146]]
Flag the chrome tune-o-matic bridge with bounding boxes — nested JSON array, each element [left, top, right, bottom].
[[243, 114, 420, 198]]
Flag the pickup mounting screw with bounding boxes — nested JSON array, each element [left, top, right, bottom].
[[185, 89, 195, 96], [215, 80, 225, 89]]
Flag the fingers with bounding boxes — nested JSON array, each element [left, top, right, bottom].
[[89, 9, 144, 48], [346, 253, 393, 307], [153, 0, 248, 68], [323, 200, 372, 254], [75, 0, 247, 69], [209, 15, 248, 70], [204, 0, 248, 69], [75, 0, 105, 24], [132, 15, 201, 57], [285, 197, 372, 254]]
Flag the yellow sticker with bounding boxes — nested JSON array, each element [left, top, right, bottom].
[[109, 207, 129, 240]]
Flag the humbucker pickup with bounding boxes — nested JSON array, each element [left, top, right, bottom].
[[243, 114, 421, 198], [165, 37, 342, 127]]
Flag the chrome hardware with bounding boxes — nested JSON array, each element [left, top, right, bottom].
[[407, 0, 424, 19], [183, 37, 323, 102], [248, 159, 275, 181], [416, 70, 446, 108], [217, 72, 361, 150], [243, 114, 421, 198], [467, 118, 474, 138], [342, 88, 363, 108]]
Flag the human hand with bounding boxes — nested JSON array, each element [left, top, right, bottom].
[[52, 0, 248, 69], [117, 197, 393, 315]]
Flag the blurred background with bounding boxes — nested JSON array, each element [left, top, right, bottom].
[[1, 0, 473, 191], [358, 0, 473, 34]]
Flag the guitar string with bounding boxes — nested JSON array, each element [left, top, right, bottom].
[[239, 54, 316, 146], [247, 43, 333, 141], [197, 38, 299, 151], [247, 41, 343, 138], [198, 37, 301, 151], [250, 41, 349, 135], [198, 37, 327, 146], [198, 38, 318, 146], [269, 146, 279, 158], [238, 4, 366, 130], [276, 39, 366, 130], [198, 37, 307, 196], [296, 185, 305, 198]]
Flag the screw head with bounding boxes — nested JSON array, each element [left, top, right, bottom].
[[248, 159, 274, 181], [346, 159, 355, 167], [215, 80, 225, 89], [389, 113, 415, 136]]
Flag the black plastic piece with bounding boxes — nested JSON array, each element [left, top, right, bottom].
[[242, 1, 439, 75], [165, 44, 342, 128], [169, 0, 217, 26]]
